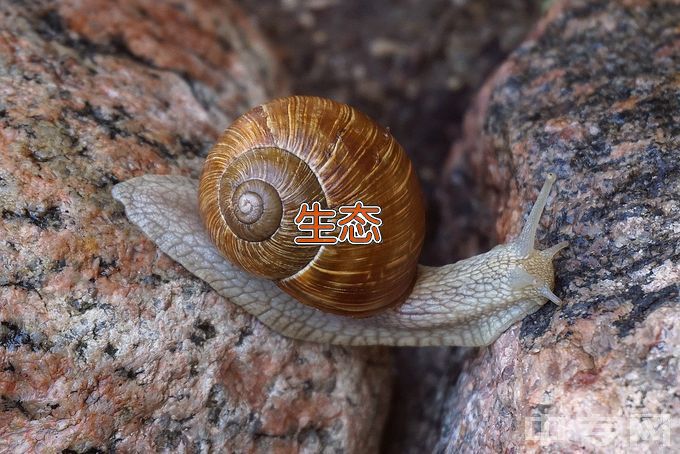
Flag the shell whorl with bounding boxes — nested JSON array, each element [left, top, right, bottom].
[[198, 96, 425, 317], [203, 146, 325, 280]]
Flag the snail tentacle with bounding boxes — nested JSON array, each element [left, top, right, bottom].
[[112, 173, 566, 347]]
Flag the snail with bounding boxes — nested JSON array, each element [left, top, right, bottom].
[[112, 96, 568, 346]]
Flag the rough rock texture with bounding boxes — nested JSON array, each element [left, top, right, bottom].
[[436, 0, 679, 451], [0, 1, 390, 452]]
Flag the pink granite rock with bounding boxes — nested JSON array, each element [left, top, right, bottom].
[[436, 0, 679, 451], [0, 1, 389, 452]]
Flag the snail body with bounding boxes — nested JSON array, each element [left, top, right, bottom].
[[112, 96, 567, 346]]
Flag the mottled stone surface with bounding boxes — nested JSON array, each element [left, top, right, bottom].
[[0, 1, 389, 452], [437, 0, 679, 451]]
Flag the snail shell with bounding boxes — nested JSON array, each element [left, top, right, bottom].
[[198, 96, 426, 317]]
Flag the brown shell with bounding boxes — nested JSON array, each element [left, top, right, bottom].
[[198, 96, 425, 317]]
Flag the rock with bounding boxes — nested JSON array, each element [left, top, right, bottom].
[[0, 1, 390, 452], [435, 0, 679, 451]]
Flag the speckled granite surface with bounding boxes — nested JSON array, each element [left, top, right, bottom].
[[438, 0, 679, 451], [0, 1, 389, 452]]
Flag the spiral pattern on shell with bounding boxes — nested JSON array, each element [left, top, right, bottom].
[[198, 96, 425, 316]]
